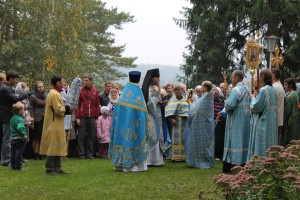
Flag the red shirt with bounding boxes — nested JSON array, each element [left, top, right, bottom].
[[75, 86, 100, 118]]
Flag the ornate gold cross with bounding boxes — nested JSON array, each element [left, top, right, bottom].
[[271, 44, 284, 68]]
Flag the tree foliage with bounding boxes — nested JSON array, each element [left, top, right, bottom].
[[176, 0, 300, 87], [0, 0, 136, 88]]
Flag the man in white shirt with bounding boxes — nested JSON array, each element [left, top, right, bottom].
[[271, 68, 285, 145]]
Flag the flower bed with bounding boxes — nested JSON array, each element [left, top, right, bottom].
[[213, 140, 300, 200]]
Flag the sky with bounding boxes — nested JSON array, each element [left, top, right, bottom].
[[104, 0, 191, 66]]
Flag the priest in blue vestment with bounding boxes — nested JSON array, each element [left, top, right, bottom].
[[247, 69, 278, 161], [165, 85, 189, 161], [186, 81, 214, 168], [222, 70, 250, 173], [109, 71, 148, 172]]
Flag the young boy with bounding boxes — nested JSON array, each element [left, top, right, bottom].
[[10, 102, 29, 170]]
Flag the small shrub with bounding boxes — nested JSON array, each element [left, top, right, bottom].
[[213, 140, 300, 200]]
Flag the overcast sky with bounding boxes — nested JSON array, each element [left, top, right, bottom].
[[104, 0, 191, 66]]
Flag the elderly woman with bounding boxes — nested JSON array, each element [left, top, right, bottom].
[[107, 88, 119, 116], [193, 85, 202, 101], [281, 78, 300, 146], [30, 81, 47, 160], [247, 69, 278, 161]]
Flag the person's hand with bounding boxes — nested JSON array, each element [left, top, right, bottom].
[[162, 100, 168, 107], [159, 139, 164, 146], [24, 136, 29, 142], [152, 85, 159, 92], [76, 118, 80, 126], [28, 92, 34, 97], [217, 112, 222, 118], [170, 118, 177, 124], [65, 105, 71, 115], [23, 90, 29, 95], [250, 93, 255, 99]]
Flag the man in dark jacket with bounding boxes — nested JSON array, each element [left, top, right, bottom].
[[0, 70, 28, 166], [99, 81, 112, 106], [0, 73, 6, 161], [75, 74, 100, 159]]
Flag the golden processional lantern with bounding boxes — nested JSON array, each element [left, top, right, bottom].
[[265, 35, 279, 69], [246, 39, 261, 93]]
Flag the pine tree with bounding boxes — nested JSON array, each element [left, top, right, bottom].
[[176, 0, 300, 87]]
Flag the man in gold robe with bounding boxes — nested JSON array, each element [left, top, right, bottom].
[[40, 75, 70, 175]]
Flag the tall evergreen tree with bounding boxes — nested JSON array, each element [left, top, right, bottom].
[[176, 0, 300, 87]]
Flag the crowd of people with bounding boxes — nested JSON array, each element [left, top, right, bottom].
[[0, 68, 299, 174]]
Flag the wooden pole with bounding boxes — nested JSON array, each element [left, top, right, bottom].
[[257, 67, 260, 90]]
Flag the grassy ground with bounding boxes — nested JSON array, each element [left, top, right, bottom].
[[0, 159, 222, 200]]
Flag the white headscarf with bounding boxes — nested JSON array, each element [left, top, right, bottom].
[[109, 88, 119, 103], [15, 82, 24, 96], [216, 87, 224, 98], [15, 82, 30, 109]]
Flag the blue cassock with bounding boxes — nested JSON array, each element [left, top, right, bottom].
[[223, 83, 250, 165], [185, 92, 215, 168], [109, 82, 148, 168], [247, 85, 278, 160]]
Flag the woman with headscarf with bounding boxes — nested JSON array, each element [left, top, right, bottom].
[[30, 81, 47, 160], [15, 82, 32, 126], [107, 88, 119, 116], [15, 82, 32, 162]]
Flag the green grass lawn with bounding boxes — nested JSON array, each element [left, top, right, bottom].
[[0, 159, 222, 200]]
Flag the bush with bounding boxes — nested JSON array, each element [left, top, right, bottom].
[[213, 140, 300, 200]]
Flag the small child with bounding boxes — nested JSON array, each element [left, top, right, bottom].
[[97, 106, 112, 159], [10, 102, 29, 170]]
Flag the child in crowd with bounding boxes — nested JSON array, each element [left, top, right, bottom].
[[10, 102, 29, 170], [15, 82, 33, 162], [97, 106, 112, 159]]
